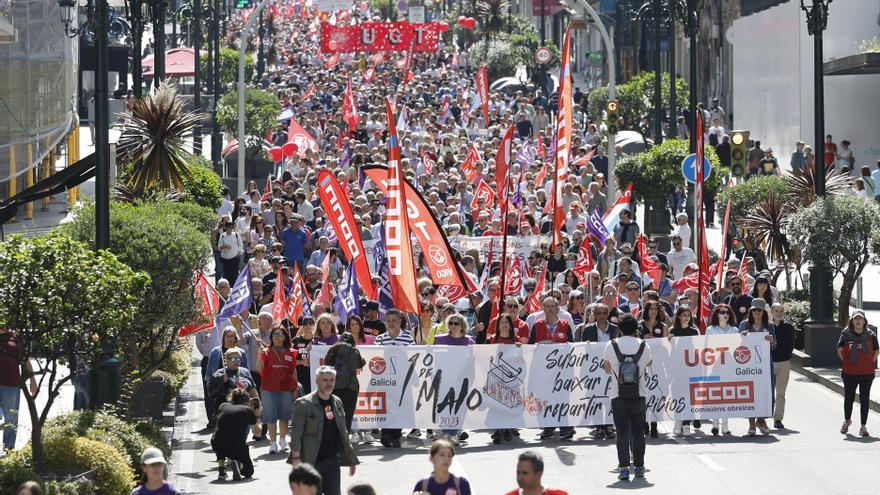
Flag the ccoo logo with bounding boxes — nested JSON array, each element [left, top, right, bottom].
[[369, 356, 387, 375], [733, 345, 751, 364]]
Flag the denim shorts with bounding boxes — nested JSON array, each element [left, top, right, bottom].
[[261, 390, 293, 423]]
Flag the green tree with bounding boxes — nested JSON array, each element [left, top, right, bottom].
[[0, 233, 147, 472], [117, 83, 205, 194], [787, 196, 880, 325], [587, 72, 689, 131], [199, 47, 256, 91], [62, 201, 211, 413], [717, 175, 787, 225], [179, 155, 224, 211], [216, 88, 279, 154]]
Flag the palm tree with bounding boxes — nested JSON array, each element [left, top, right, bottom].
[[117, 82, 206, 195], [784, 165, 852, 208], [476, 0, 510, 57], [738, 194, 797, 288]]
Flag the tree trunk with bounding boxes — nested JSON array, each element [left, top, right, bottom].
[[838, 280, 854, 327], [26, 393, 44, 472]]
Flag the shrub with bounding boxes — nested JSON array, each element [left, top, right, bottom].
[[0, 446, 38, 495], [180, 155, 224, 211], [216, 88, 279, 150], [44, 480, 96, 495], [43, 436, 134, 495], [615, 138, 724, 205], [716, 175, 786, 225], [588, 72, 689, 130], [153, 339, 194, 405], [152, 199, 217, 236], [43, 410, 170, 478]]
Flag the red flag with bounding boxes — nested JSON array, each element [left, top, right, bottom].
[[495, 125, 516, 202], [383, 98, 420, 314], [287, 119, 319, 154], [504, 256, 523, 295], [716, 182, 734, 290], [572, 242, 595, 285], [179, 271, 220, 336], [636, 235, 663, 288], [551, 25, 574, 249], [303, 83, 315, 100], [537, 136, 545, 159], [476, 66, 490, 125], [342, 79, 360, 130], [364, 63, 376, 84], [325, 53, 339, 69], [535, 161, 549, 185], [316, 170, 376, 299], [526, 266, 547, 313], [363, 166, 475, 291], [695, 111, 711, 333], [421, 150, 435, 175], [317, 250, 333, 305], [435, 284, 468, 303], [272, 265, 286, 323], [440, 95, 450, 119], [262, 176, 272, 201], [571, 148, 596, 169], [284, 265, 307, 323], [460, 144, 480, 183], [470, 179, 496, 210]]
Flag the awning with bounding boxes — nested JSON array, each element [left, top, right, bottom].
[[823, 53, 880, 76], [0, 153, 97, 225], [143, 48, 197, 77]]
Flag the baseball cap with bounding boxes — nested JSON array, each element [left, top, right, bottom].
[[141, 447, 167, 465]]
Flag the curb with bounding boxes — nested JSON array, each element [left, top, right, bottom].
[[790, 349, 880, 414]]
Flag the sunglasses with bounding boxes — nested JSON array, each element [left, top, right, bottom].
[[627, 288, 639, 292], [227, 357, 242, 362], [271, 332, 284, 337], [717, 311, 729, 316], [448, 321, 461, 326]]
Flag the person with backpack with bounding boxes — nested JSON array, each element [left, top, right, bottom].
[[602, 315, 653, 481], [411, 439, 472, 495], [324, 333, 366, 442]]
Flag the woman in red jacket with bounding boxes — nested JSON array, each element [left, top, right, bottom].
[[256, 326, 298, 454], [837, 311, 879, 437]]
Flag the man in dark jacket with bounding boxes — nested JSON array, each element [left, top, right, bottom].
[[579, 303, 619, 440], [770, 303, 796, 429], [289, 366, 359, 495]]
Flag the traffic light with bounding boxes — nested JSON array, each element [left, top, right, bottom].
[[606, 99, 619, 135], [730, 130, 750, 177], [235, 0, 252, 8]]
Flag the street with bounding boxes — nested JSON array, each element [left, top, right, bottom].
[[169, 352, 880, 494]]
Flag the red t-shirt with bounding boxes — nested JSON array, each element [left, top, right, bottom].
[[258, 347, 299, 393], [0, 330, 23, 387], [505, 489, 569, 495], [486, 316, 530, 342], [838, 331, 878, 376]]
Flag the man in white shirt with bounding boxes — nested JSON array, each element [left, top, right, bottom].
[[666, 235, 696, 280], [871, 160, 880, 204], [602, 315, 652, 480]]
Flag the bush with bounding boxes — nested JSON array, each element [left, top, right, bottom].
[[153, 339, 194, 405], [44, 480, 96, 495], [44, 410, 170, 478], [216, 88, 279, 149], [43, 436, 133, 495], [152, 199, 217, 236], [615, 138, 725, 205], [588, 72, 689, 130], [180, 155, 224, 211], [0, 446, 38, 495], [467, 36, 529, 80], [716, 175, 786, 225]]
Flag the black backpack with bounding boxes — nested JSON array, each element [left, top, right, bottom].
[[612, 340, 646, 400]]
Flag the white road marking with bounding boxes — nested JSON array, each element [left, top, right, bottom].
[[174, 358, 203, 494], [662, 423, 725, 471]]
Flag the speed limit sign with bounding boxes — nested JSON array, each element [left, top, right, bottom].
[[535, 47, 552, 65]]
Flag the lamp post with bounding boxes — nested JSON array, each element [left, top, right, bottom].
[[58, 0, 112, 250], [211, 0, 224, 174], [801, 0, 836, 365], [151, 0, 167, 86]]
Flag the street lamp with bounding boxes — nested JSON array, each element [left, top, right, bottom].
[[58, 0, 112, 250], [800, 0, 837, 365]]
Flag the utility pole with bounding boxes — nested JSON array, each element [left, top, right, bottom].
[[153, 0, 167, 86], [652, 0, 662, 143], [193, 0, 203, 153], [669, 14, 677, 137], [95, 0, 110, 249], [211, 0, 223, 174]]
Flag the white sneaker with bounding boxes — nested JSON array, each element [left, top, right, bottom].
[[269, 442, 278, 454], [279, 437, 288, 451], [673, 422, 683, 436], [682, 425, 692, 436]]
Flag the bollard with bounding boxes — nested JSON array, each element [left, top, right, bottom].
[[88, 355, 122, 409]]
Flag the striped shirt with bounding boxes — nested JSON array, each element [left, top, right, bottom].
[[375, 330, 415, 346]]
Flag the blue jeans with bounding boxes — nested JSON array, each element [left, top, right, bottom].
[[0, 385, 21, 450], [73, 373, 90, 411]]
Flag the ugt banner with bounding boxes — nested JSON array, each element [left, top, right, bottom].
[[320, 22, 445, 53], [310, 334, 772, 429]]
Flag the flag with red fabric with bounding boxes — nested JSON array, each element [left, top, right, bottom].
[[460, 144, 480, 183], [262, 176, 272, 201], [526, 266, 547, 313], [636, 235, 663, 288], [572, 242, 595, 286], [470, 179, 496, 210], [504, 255, 524, 295], [495, 125, 515, 202], [342, 79, 360, 130], [475, 66, 490, 125], [179, 271, 220, 336], [324, 53, 339, 69], [284, 265, 308, 323], [695, 112, 711, 333], [551, 25, 574, 250], [316, 251, 333, 305], [272, 265, 286, 324], [303, 83, 315, 100], [421, 150, 435, 175]]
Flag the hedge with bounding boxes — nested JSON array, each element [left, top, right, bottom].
[[716, 175, 787, 225]]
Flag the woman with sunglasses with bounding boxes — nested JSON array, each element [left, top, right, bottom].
[[256, 326, 298, 454], [567, 290, 587, 327], [434, 314, 474, 443], [706, 304, 739, 436], [739, 298, 777, 436], [487, 314, 522, 444], [670, 305, 699, 436]]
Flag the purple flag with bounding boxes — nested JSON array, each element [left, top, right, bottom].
[[587, 209, 611, 245], [333, 263, 360, 325], [217, 265, 253, 319]]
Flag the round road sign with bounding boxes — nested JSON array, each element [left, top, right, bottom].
[[681, 153, 713, 184], [535, 47, 552, 65]]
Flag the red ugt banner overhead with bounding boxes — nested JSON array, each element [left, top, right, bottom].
[[321, 22, 445, 53]]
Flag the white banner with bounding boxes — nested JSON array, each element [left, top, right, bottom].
[[310, 334, 773, 429]]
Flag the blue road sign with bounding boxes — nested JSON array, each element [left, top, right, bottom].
[[681, 153, 713, 184]]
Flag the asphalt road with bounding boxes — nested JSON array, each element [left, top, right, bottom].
[[169, 357, 880, 495]]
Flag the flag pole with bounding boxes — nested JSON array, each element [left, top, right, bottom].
[[497, 137, 514, 316]]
